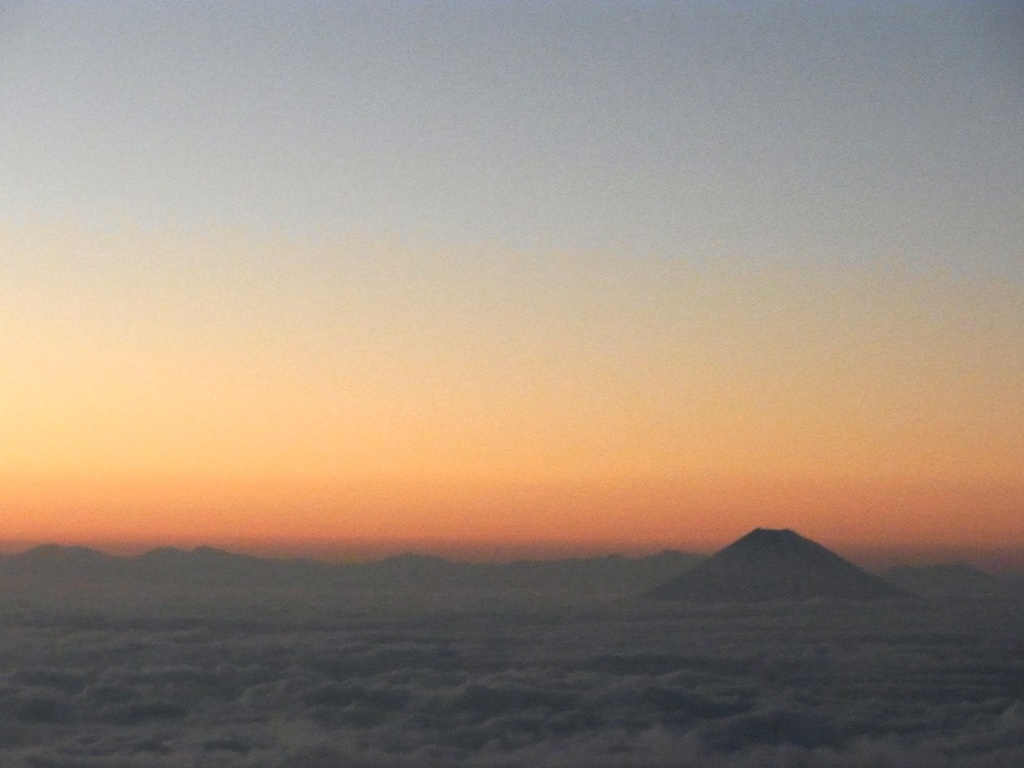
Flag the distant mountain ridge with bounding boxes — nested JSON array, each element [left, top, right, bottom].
[[0, 544, 702, 597], [5, 538, 1018, 603], [883, 561, 1015, 601], [649, 528, 909, 603]]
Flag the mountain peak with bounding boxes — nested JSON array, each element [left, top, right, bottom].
[[749, 527, 797, 536], [737, 528, 804, 545], [649, 528, 907, 603]]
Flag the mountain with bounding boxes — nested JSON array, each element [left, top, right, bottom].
[[648, 528, 908, 603], [1, 544, 127, 580], [883, 562, 1014, 601], [0, 544, 703, 599], [335, 550, 703, 596], [132, 546, 328, 586]]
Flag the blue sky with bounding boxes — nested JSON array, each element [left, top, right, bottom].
[[3, 1, 1021, 273]]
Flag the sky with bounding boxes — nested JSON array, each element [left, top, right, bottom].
[[1, 1, 1022, 561]]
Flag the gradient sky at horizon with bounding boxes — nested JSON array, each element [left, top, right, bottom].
[[2, 1, 1022, 559]]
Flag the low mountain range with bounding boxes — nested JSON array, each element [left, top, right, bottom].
[[2, 531, 1019, 604], [882, 561, 1016, 601], [0, 544, 700, 598]]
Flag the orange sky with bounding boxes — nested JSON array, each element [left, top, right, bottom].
[[3, 228, 1022, 563], [3, 4, 1023, 567]]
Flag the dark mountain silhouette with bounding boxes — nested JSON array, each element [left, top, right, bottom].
[[132, 546, 326, 586], [16, 543, 116, 565], [344, 549, 703, 594], [4, 544, 128, 580], [0, 544, 703, 598], [648, 528, 909, 603], [883, 561, 1015, 601]]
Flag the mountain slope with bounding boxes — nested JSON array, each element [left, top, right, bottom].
[[649, 528, 908, 603]]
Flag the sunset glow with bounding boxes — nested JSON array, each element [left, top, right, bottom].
[[2, 3, 1021, 564]]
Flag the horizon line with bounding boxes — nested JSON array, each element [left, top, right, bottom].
[[3, 536, 1024, 573]]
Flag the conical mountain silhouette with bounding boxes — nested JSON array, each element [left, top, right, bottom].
[[649, 528, 907, 602]]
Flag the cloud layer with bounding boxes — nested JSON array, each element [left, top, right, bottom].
[[0, 579, 1021, 767]]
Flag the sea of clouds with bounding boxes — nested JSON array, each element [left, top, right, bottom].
[[0, 572, 1022, 767]]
